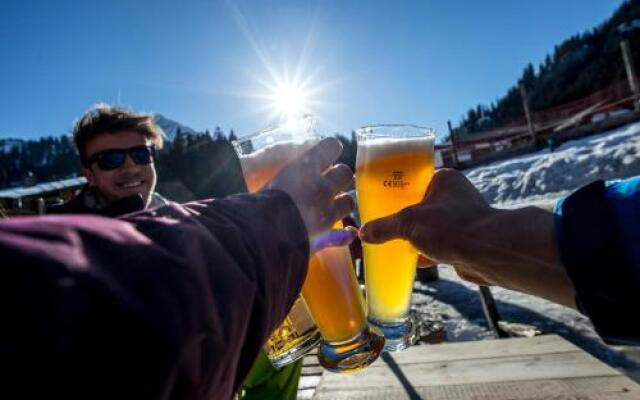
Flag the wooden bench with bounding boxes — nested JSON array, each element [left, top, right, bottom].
[[312, 334, 640, 399]]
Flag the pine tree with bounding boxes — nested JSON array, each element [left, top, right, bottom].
[[213, 126, 225, 142]]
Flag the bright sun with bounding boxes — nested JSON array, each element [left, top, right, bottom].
[[271, 81, 309, 118]]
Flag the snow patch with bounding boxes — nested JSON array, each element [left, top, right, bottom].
[[465, 121, 640, 205]]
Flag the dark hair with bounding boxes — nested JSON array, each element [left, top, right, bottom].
[[73, 104, 164, 165]]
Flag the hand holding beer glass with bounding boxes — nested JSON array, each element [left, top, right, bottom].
[[234, 116, 384, 372], [355, 125, 435, 351], [234, 117, 322, 368]]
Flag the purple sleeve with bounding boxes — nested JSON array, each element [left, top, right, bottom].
[[0, 189, 309, 400]]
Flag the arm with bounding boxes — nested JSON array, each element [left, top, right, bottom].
[[362, 169, 640, 344], [360, 169, 576, 308], [555, 178, 640, 345], [0, 191, 308, 400], [0, 137, 354, 400]]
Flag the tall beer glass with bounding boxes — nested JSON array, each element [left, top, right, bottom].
[[235, 116, 384, 372], [355, 125, 435, 351], [304, 234, 384, 373], [234, 116, 321, 368]]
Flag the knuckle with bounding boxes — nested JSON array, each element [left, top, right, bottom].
[[398, 206, 419, 222], [336, 163, 353, 175]]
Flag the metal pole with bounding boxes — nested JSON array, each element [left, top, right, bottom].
[[478, 286, 509, 339], [519, 83, 536, 144], [36, 197, 46, 215], [447, 120, 460, 167], [621, 40, 640, 112]]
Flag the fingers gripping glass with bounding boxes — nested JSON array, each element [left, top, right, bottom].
[[87, 145, 156, 171]]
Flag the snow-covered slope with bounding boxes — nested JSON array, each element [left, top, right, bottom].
[[466, 121, 640, 205]]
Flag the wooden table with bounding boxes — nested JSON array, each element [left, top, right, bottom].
[[312, 335, 640, 399]]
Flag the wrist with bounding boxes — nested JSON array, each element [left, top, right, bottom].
[[454, 205, 504, 269], [460, 205, 574, 307]]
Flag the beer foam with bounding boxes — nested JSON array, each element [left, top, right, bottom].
[[238, 138, 319, 174], [356, 136, 435, 168]]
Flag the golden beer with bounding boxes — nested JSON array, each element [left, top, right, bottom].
[[234, 123, 321, 368], [302, 246, 365, 342], [236, 119, 384, 372], [303, 227, 384, 373], [356, 126, 435, 351]]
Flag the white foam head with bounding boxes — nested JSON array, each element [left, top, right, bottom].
[[356, 136, 435, 168], [238, 138, 319, 174]]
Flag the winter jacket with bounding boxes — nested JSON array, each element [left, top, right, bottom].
[[47, 185, 169, 217], [555, 176, 640, 346], [0, 190, 309, 399]]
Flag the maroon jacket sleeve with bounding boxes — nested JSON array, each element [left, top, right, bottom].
[[0, 190, 309, 400]]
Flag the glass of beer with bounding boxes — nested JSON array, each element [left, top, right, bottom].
[[355, 125, 435, 352], [304, 235, 384, 373], [233, 116, 321, 368]]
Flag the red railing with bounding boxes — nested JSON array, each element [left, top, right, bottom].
[[439, 79, 639, 168]]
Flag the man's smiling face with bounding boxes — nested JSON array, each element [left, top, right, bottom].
[[83, 130, 157, 207]]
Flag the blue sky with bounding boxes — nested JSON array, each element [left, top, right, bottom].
[[0, 0, 624, 141]]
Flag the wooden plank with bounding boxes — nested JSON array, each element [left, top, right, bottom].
[[359, 335, 579, 367], [318, 350, 617, 391], [301, 365, 324, 376], [314, 376, 640, 400], [303, 356, 321, 367], [299, 375, 322, 390], [298, 351, 323, 399], [297, 388, 316, 400]]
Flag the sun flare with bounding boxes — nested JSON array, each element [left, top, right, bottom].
[[270, 81, 310, 118]]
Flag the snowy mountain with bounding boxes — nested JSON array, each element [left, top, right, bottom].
[[153, 114, 200, 142]]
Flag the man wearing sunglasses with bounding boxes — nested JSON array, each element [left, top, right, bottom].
[[51, 104, 167, 216]]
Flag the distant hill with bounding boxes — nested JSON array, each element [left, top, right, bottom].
[[154, 114, 200, 142], [455, 0, 640, 137]]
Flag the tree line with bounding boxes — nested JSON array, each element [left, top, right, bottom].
[[0, 129, 358, 202], [453, 0, 640, 139]]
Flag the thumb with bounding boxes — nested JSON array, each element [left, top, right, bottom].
[[360, 212, 407, 244], [311, 226, 358, 253]]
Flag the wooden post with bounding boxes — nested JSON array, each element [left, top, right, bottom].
[[621, 40, 640, 112], [447, 120, 460, 167], [519, 83, 536, 144], [36, 197, 46, 215]]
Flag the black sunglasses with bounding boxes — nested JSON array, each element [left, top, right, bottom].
[[87, 145, 156, 171]]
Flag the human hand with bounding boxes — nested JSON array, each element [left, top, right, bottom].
[[360, 168, 494, 273], [360, 169, 574, 308], [310, 226, 358, 253], [266, 137, 354, 237]]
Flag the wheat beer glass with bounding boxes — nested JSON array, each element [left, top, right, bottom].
[[355, 125, 435, 351], [304, 234, 384, 373], [233, 116, 321, 367], [235, 116, 384, 372]]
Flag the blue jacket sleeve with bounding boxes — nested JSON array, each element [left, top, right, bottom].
[[555, 177, 640, 346]]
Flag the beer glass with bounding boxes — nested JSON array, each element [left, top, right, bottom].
[[355, 125, 435, 351], [304, 237, 384, 373], [235, 116, 384, 372], [234, 116, 321, 367]]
